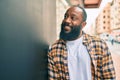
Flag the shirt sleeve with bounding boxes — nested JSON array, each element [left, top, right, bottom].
[[102, 42, 116, 79], [48, 48, 59, 80]]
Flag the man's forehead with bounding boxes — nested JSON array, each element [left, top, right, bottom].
[[66, 7, 83, 14]]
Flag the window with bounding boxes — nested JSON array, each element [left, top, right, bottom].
[[103, 21, 106, 24], [103, 26, 106, 29], [103, 10, 105, 13], [103, 16, 105, 18]]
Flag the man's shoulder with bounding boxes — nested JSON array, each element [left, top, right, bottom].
[[84, 34, 109, 55], [48, 39, 65, 56], [84, 34, 104, 42], [51, 39, 65, 48], [48, 39, 65, 51], [83, 33, 106, 46]]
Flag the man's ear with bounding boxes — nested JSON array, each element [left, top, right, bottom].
[[81, 21, 87, 28]]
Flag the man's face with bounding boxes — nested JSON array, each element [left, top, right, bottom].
[[60, 7, 85, 41]]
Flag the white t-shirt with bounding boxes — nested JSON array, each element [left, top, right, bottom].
[[66, 36, 92, 80]]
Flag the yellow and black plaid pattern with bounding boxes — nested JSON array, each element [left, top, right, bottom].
[[48, 33, 116, 80]]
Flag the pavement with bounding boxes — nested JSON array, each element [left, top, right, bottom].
[[106, 41, 120, 80]]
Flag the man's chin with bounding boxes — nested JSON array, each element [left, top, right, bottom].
[[60, 33, 76, 41]]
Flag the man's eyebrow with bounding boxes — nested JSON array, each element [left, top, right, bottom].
[[71, 12, 82, 17], [71, 14, 77, 16], [64, 13, 67, 15]]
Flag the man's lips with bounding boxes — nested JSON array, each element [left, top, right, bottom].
[[64, 26, 71, 33]]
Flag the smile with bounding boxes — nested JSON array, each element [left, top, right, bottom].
[[64, 26, 71, 33]]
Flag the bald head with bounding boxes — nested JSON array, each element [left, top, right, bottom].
[[67, 5, 87, 22]]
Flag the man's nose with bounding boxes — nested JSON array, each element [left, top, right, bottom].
[[65, 17, 71, 24]]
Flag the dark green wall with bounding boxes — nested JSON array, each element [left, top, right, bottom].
[[0, 0, 56, 80]]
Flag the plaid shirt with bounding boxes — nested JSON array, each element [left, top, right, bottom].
[[48, 33, 116, 80]]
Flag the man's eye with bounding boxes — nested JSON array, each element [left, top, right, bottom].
[[71, 16, 76, 20], [64, 15, 67, 19]]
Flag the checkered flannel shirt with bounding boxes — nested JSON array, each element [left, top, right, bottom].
[[48, 33, 116, 80]]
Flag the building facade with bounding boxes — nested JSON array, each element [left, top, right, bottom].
[[96, 2, 111, 35]]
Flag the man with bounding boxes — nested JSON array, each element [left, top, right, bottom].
[[48, 5, 116, 80]]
